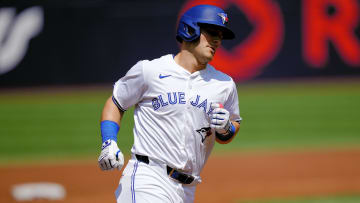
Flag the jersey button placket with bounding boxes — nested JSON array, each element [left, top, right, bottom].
[[186, 78, 193, 110], [184, 77, 193, 168], [187, 75, 198, 109]]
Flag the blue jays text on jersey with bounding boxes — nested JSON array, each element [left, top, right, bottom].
[[152, 92, 214, 115]]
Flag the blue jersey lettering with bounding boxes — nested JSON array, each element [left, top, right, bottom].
[[178, 92, 186, 104], [197, 99, 207, 112], [158, 95, 168, 107], [152, 98, 160, 110], [190, 95, 200, 106], [168, 92, 177, 104], [153, 92, 211, 111]]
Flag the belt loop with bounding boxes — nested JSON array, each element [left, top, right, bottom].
[[168, 167, 175, 177], [135, 154, 149, 164]]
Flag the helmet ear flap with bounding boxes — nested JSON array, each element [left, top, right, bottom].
[[185, 24, 195, 37], [176, 20, 201, 42]]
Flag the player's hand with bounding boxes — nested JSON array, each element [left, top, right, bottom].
[[98, 139, 124, 171], [210, 103, 231, 135]]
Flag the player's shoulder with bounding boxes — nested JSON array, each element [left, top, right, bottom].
[[141, 54, 172, 67], [130, 54, 171, 74], [134, 54, 173, 80], [206, 64, 235, 84]]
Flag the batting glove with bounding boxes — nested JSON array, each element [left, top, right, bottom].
[[210, 103, 232, 135], [98, 139, 124, 171]]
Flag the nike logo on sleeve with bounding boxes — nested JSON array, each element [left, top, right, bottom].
[[159, 74, 171, 79]]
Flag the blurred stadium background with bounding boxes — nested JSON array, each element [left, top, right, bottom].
[[1, 0, 360, 202]]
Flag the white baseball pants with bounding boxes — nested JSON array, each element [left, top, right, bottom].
[[115, 156, 196, 203]]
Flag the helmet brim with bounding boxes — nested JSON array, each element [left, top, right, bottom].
[[198, 23, 235, 40], [221, 27, 235, 40]]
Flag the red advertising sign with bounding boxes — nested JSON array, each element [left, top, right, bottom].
[[180, 0, 360, 81], [303, 0, 360, 68]]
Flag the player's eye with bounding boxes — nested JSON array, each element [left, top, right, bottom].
[[202, 27, 223, 39]]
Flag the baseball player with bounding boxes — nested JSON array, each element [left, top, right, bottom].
[[98, 4, 242, 203]]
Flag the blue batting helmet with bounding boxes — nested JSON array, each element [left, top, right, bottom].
[[176, 4, 235, 42]]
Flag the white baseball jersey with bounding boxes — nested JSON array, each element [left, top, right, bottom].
[[113, 54, 241, 182]]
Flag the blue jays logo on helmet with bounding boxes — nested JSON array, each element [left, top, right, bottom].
[[176, 4, 235, 42], [217, 13, 229, 25]]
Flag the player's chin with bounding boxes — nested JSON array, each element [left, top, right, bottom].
[[208, 49, 216, 57], [204, 53, 215, 62]]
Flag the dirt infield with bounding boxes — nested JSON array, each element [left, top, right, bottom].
[[1, 149, 360, 203]]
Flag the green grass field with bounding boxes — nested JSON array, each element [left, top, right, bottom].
[[0, 79, 360, 163], [217, 79, 360, 153]]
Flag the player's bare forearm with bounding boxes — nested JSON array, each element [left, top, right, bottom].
[[101, 96, 124, 125], [98, 96, 125, 172], [215, 120, 240, 144]]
